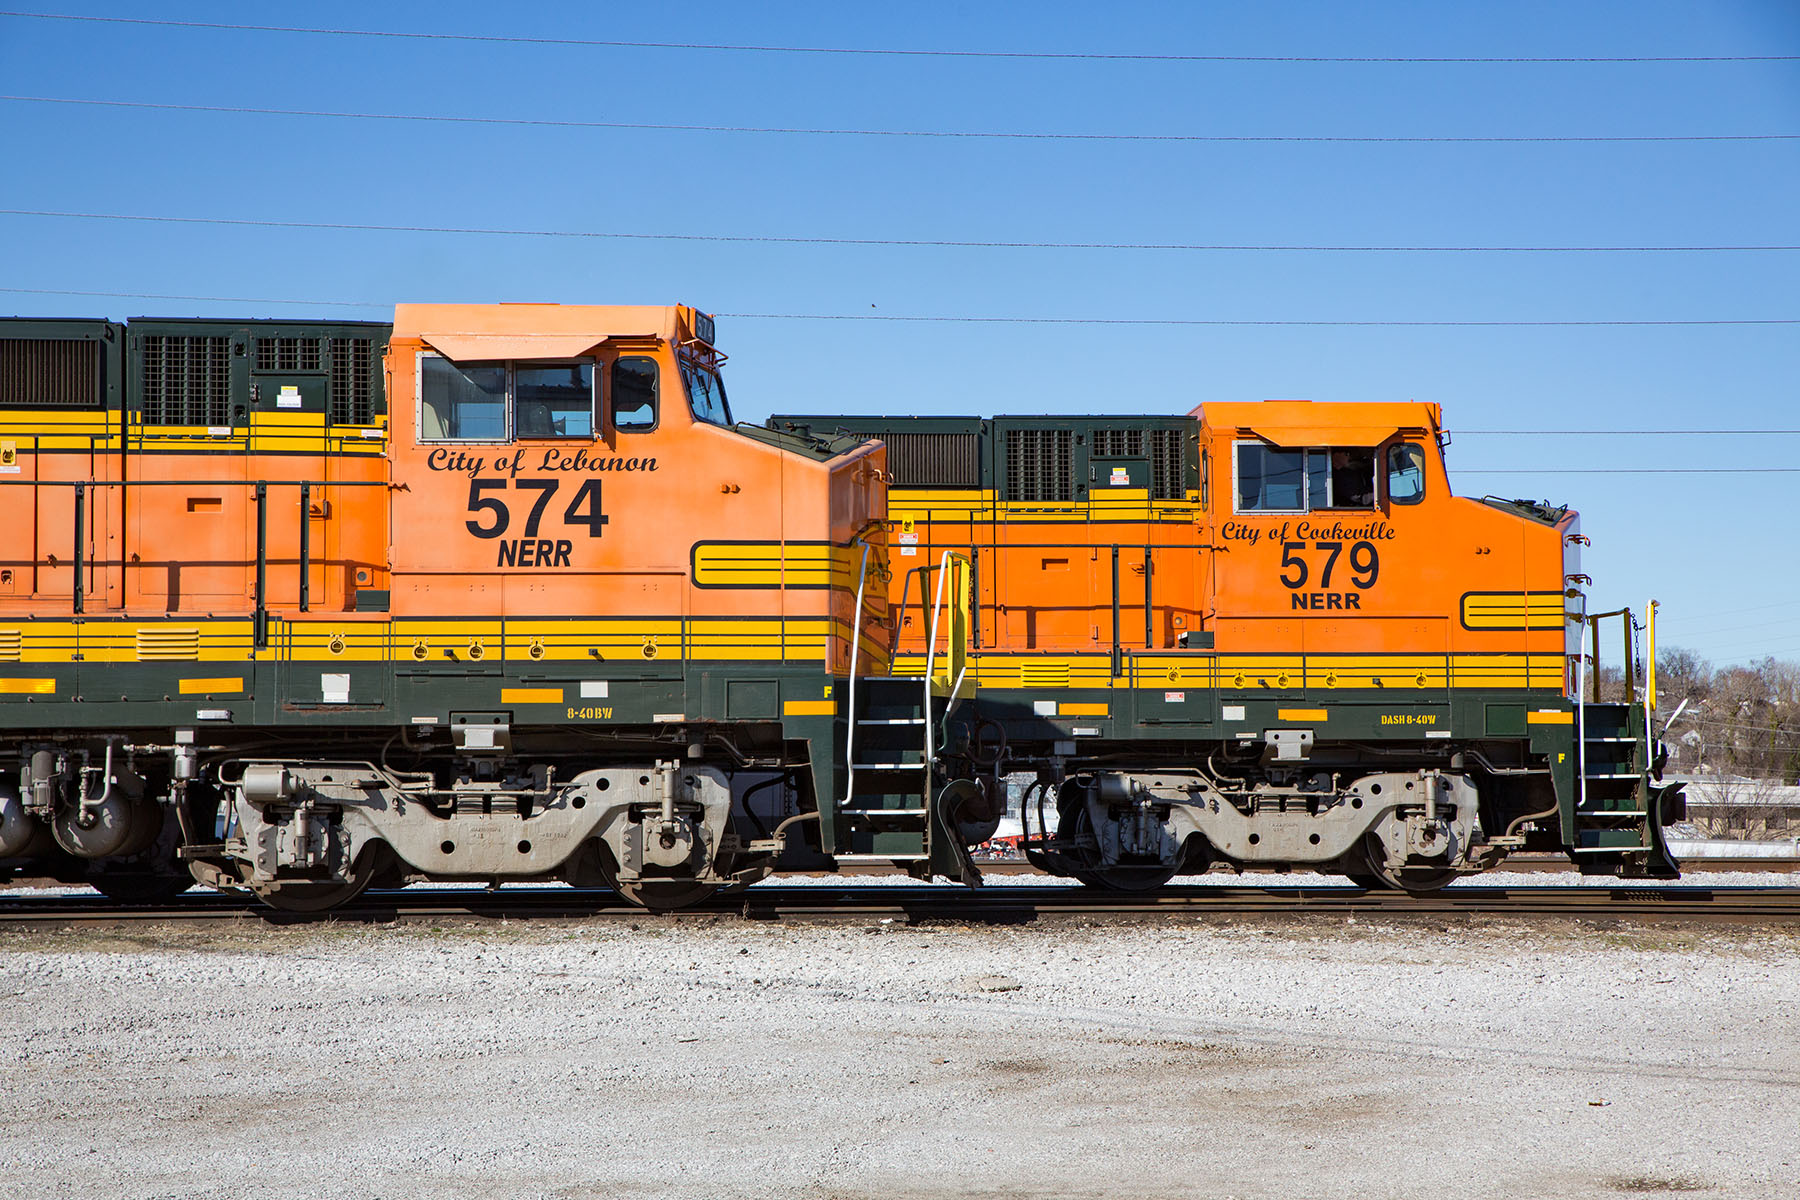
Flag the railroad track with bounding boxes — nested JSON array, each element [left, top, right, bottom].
[[3, 884, 1800, 926]]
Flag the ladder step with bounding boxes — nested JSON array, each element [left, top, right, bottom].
[[842, 808, 930, 818], [854, 761, 930, 771], [1583, 772, 1642, 780], [1585, 737, 1636, 743], [1578, 810, 1649, 817], [858, 717, 926, 726]]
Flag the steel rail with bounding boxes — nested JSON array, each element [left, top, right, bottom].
[[3, 884, 1799, 927]]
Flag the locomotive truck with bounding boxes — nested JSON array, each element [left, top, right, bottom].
[[0, 303, 1681, 911]]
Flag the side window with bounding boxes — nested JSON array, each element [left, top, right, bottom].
[[514, 362, 593, 438], [419, 355, 506, 442], [1236, 442, 1305, 512], [1314, 448, 1377, 510], [680, 360, 732, 427], [1387, 442, 1426, 504], [1235, 441, 1381, 512], [611, 357, 658, 432]]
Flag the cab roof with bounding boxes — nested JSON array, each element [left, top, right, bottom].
[[1194, 400, 1442, 448], [391, 303, 700, 362]]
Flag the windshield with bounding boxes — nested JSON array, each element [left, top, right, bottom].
[[681, 359, 732, 427]]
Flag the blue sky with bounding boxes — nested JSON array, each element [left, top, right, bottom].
[[1, 1, 1796, 667]]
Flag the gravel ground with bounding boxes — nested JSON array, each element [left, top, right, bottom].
[[1, 910, 1796, 1200]]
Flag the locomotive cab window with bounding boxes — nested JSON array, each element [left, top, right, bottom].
[[1234, 441, 1378, 513], [1311, 448, 1377, 510], [681, 358, 731, 427], [1236, 443, 1305, 512], [418, 354, 597, 442], [611, 356, 658, 432], [1387, 442, 1426, 504], [515, 362, 593, 438], [419, 356, 507, 441]]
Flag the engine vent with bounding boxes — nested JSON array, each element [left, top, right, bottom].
[[1020, 660, 1070, 688], [136, 627, 201, 661], [328, 337, 377, 425], [0, 339, 102, 408], [872, 431, 979, 487], [140, 336, 231, 426], [1092, 429, 1145, 459], [1149, 428, 1185, 500], [254, 336, 321, 373], [0, 630, 21, 663], [1090, 427, 1186, 500], [1005, 428, 1074, 502]]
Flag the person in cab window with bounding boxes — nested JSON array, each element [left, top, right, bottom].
[[1332, 450, 1377, 508]]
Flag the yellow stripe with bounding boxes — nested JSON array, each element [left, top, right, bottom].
[[501, 687, 563, 704], [1058, 703, 1110, 717], [0, 677, 54, 695], [783, 699, 836, 716], [178, 676, 243, 694], [1277, 708, 1328, 721], [1527, 710, 1574, 725]]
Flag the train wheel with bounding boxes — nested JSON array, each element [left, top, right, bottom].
[[253, 851, 379, 914], [1066, 809, 1179, 893], [1360, 838, 1461, 894], [1344, 873, 1387, 891]]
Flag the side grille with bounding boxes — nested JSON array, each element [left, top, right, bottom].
[[1090, 427, 1186, 500], [1020, 661, 1070, 688], [0, 339, 102, 408], [136, 627, 201, 661], [254, 336, 321, 372], [1005, 428, 1074, 502], [328, 337, 377, 425], [876, 431, 979, 487], [140, 336, 231, 426], [0, 630, 21, 663], [1149, 428, 1185, 500], [1092, 429, 1145, 458]]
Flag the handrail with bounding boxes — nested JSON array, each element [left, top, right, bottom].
[[921, 549, 974, 767], [1576, 614, 1589, 814], [923, 551, 951, 769], [1645, 599, 1660, 783], [841, 540, 871, 808]]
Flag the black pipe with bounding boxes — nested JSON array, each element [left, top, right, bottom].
[[254, 481, 267, 650], [71, 482, 85, 615], [1110, 545, 1121, 678], [299, 481, 311, 613]]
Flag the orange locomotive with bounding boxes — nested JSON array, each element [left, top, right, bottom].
[[0, 303, 1676, 912]]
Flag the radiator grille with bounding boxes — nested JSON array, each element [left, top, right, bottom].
[[1149, 428, 1185, 500], [1092, 429, 1145, 458], [328, 337, 378, 424], [136, 627, 201, 661], [1004, 428, 1074, 502], [1090, 427, 1186, 500], [254, 336, 321, 372], [0, 631, 20, 663], [869, 431, 979, 487], [0, 339, 102, 408], [140, 336, 231, 426]]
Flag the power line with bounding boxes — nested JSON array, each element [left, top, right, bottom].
[[0, 286, 388, 308], [7, 95, 1795, 148], [2, 286, 1793, 329], [4, 208, 1792, 256], [1462, 430, 1800, 435], [3, 12, 1792, 63]]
